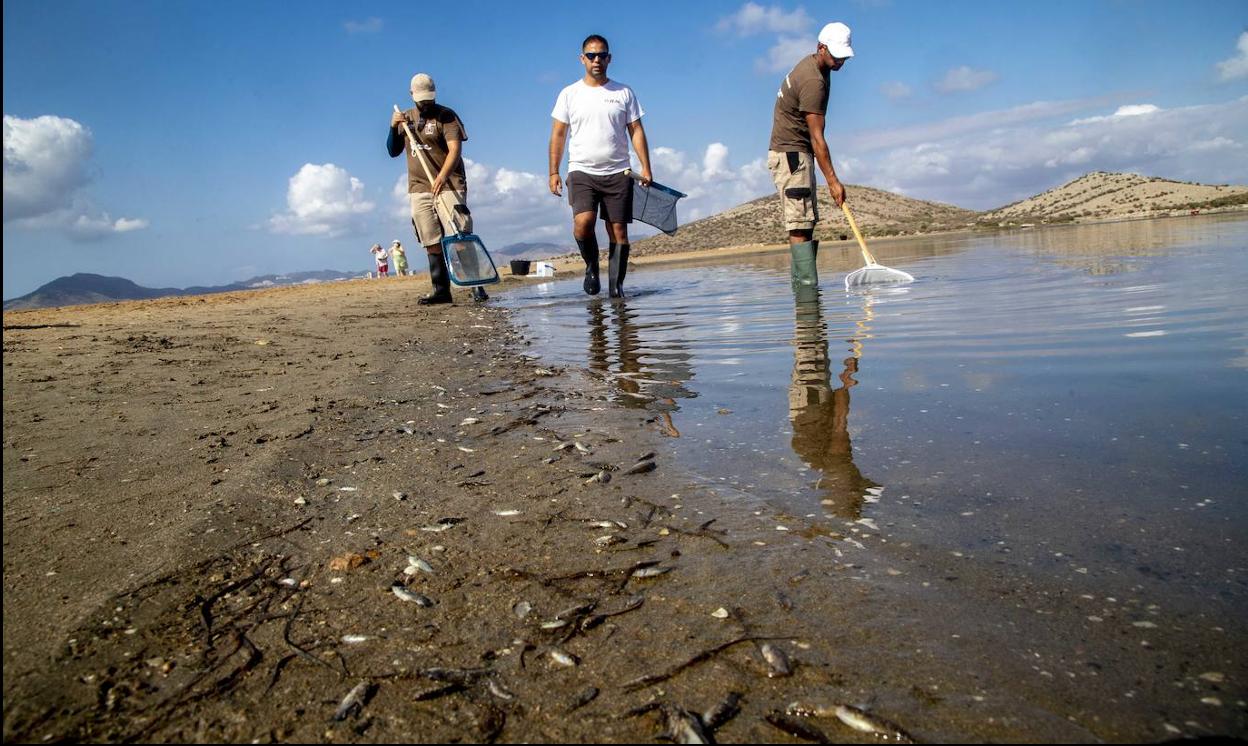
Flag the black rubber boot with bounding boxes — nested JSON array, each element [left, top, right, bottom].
[[472, 285, 489, 302], [418, 251, 453, 305], [608, 243, 630, 298], [577, 236, 600, 295]]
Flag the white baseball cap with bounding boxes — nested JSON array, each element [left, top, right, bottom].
[[818, 22, 854, 59], [410, 73, 436, 102]]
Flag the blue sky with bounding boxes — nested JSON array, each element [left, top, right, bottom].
[[4, 0, 1246, 298]]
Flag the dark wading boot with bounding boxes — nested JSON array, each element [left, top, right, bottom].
[[472, 285, 489, 302], [418, 251, 453, 305], [789, 240, 819, 290], [578, 237, 601, 295], [608, 243, 630, 298]]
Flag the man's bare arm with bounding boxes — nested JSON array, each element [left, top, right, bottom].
[[432, 139, 462, 195], [626, 120, 652, 185], [804, 112, 845, 207], [549, 119, 569, 196]]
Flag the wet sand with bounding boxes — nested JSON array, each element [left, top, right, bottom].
[[3, 276, 1243, 742]]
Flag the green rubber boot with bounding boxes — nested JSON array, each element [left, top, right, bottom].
[[790, 240, 819, 289]]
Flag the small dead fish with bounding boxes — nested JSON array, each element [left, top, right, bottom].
[[407, 556, 433, 574], [624, 460, 658, 475], [662, 704, 711, 744], [512, 600, 532, 619], [460, 417, 481, 426], [574, 441, 591, 454], [567, 686, 599, 712], [391, 584, 435, 607], [632, 566, 671, 579], [595, 535, 625, 548], [760, 642, 792, 677], [554, 441, 574, 452], [587, 520, 624, 529], [637, 451, 656, 462], [702, 691, 743, 731], [832, 705, 915, 743], [549, 649, 579, 667], [540, 620, 568, 630], [420, 517, 463, 532], [340, 634, 371, 644], [765, 710, 830, 743], [556, 601, 597, 620], [494, 509, 521, 516], [487, 678, 516, 701], [333, 680, 374, 721], [585, 470, 611, 485], [787, 701, 836, 718]]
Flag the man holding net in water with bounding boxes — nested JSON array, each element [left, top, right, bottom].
[[388, 73, 488, 304], [769, 22, 854, 289], [549, 34, 653, 299]]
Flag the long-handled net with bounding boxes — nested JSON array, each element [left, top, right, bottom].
[[625, 170, 687, 235], [841, 202, 915, 290]]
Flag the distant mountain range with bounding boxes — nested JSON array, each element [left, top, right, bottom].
[[493, 241, 572, 260], [3, 270, 361, 311]]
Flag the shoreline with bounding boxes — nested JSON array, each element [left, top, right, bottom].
[[4, 259, 1243, 741]]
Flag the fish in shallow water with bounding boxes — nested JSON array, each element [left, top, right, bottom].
[[831, 704, 915, 743], [702, 691, 743, 731]]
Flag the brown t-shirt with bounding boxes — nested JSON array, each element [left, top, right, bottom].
[[395, 103, 468, 193], [769, 55, 830, 153]]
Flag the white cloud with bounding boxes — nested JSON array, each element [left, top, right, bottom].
[[935, 65, 999, 93], [880, 81, 912, 100], [3, 114, 148, 238], [848, 97, 1248, 210], [269, 163, 375, 237], [1069, 103, 1160, 125], [715, 3, 811, 36], [756, 36, 815, 74], [1217, 32, 1248, 81], [343, 17, 383, 34]]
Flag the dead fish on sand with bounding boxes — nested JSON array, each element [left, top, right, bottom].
[[661, 704, 712, 744], [702, 691, 743, 731], [390, 583, 435, 607], [421, 517, 464, 532], [333, 680, 374, 721], [549, 649, 579, 667], [759, 642, 792, 677], [624, 460, 658, 475], [574, 441, 592, 454], [567, 686, 599, 712], [631, 566, 671, 579], [765, 710, 831, 743], [406, 556, 434, 574], [585, 470, 611, 485], [830, 704, 915, 743]]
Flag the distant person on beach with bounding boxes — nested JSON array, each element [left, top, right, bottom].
[[390, 240, 409, 277], [388, 73, 488, 303], [549, 34, 653, 299], [769, 22, 853, 289], [371, 243, 389, 278]]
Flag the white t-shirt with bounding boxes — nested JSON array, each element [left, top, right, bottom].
[[551, 80, 644, 176]]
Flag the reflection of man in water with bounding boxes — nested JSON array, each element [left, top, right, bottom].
[[586, 299, 692, 435], [789, 288, 877, 518]]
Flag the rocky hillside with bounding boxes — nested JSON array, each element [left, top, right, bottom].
[[634, 184, 977, 256], [980, 172, 1248, 224]]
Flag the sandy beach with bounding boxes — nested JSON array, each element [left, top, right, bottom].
[[3, 274, 1243, 742]]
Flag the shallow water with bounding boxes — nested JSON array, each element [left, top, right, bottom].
[[503, 216, 1248, 628]]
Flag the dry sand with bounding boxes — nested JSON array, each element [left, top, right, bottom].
[[4, 274, 1242, 742]]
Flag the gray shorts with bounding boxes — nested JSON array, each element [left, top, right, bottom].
[[568, 170, 633, 223]]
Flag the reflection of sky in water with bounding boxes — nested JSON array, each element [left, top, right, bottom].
[[502, 215, 1248, 611]]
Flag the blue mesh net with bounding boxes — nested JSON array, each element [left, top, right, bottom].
[[631, 178, 687, 235]]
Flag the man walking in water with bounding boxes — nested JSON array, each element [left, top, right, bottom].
[[769, 22, 853, 289], [549, 34, 653, 299]]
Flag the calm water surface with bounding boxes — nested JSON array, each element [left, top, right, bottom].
[[503, 216, 1247, 625]]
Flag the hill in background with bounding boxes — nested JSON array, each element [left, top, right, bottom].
[[634, 183, 977, 256], [3, 270, 360, 311], [979, 172, 1248, 224], [635, 172, 1247, 257]]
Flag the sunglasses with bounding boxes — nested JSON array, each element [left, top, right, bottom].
[[583, 51, 610, 61]]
